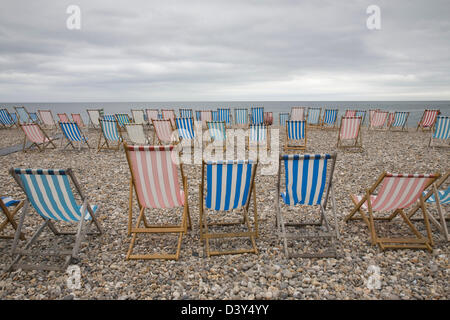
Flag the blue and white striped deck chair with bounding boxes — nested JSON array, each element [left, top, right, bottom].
[[14, 106, 31, 124], [218, 108, 231, 124], [285, 120, 307, 150], [249, 124, 268, 144], [98, 118, 123, 151], [29, 112, 40, 124], [211, 110, 219, 121], [195, 110, 202, 122], [115, 113, 131, 128], [429, 116, 450, 148], [200, 159, 259, 256], [251, 107, 264, 125], [175, 117, 196, 144], [355, 110, 366, 126], [0, 109, 16, 128], [207, 121, 227, 142], [321, 109, 338, 129], [7, 168, 102, 271], [235, 108, 248, 126], [307, 108, 321, 126], [180, 108, 193, 118], [279, 113, 290, 127], [389, 111, 409, 131], [102, 114, 116, 121], [276, 153, 339, 258], [59, 122, 90, 150]]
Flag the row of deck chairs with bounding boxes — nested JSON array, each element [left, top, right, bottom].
[[2, 146, 448, 270]]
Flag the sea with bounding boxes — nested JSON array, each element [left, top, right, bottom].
[[1, 101, 449, 127]]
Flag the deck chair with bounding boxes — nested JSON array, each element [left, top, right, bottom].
[[417, 109, 440, 131], [6, 168, 102, 271], [0, 109, 16, 128], [368, 109, 378, 124], [279, 113, 290, 127], [162, 109, 176, 127], [337, 116, 363, 150], [11, 113, 18, 125], [369, 110, 389, 130], [152, 119, 176, 145], [20, 123, 57, 152], [355, 110, 366, 125], [344, 109, 357, 117], [131, 109, 146, 125], [179, 108, 193, 118], [291, 107, 306, 121], [264, 112, 273, 125], [115, 113, 131, 129], [124, 144, 191, 260], [59, 122, 91, 150], [321, 109, 338, 129], [251, 107, 264, 125], [195, 110, 202, 122], [234, 108, 248, 126], [211, 110, 219, 122], [102, 114, 116, 121], [71, 113, 85, 128], [57, 113, 70, 123], [1, 196, 25, 240], [277, 153, 339, 258], [207, 121, 227, 142], [199, 159, 258, 257], [389, 111, 409, 131], [218, 108, 231, 124], [87, 109, 102, 129], [200, 110, 212, 128], [125, 123, 149, 144], [285, 120, 307, 151], [175, 117, 196, 146], [307, 108, 321, 126], [97, 119, 123, 151], [345, 172, 440, 252], [29, 112, 40, 124], [14, 106, 32, 124], [428, 116, 450, 148], [145, 109, 159, 126], [38, 110, 57, 129]]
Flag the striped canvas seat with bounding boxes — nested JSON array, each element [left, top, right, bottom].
[[426, 186, 450, 205], [175, 117, 196, 141], [57, 113, 70, 123], [152, 119, 175, 144], [87, 109, 102, 128], [20, 123, 56, 151], [207, 121, 227, 142], [389, 111, 409, 131], [369, 110, 389, 129], [322, 109, 338, 128], [418, 109, 440, 131], [337, 116, 362, 150], [102, 114, 116, 121], [195, 110, 202, 122], [145, 109, 159, 124], [0, 109, 15, 127], [211, 111, 219, 121], [387, 113, 394, 127], [124, 144, 190, 260], [234, 108, 248, 126], [307, 108, 321, 126], [115, 113, 131, 127], [355, 110, 366, 125], [11, 113, 18, 124], [279, 113, 290, 127], [429, 116, 450, 147], [218, 108, 231, 124], [346, 172, 439, 252], [131, 109, 146, 125], [344, 110, 357, 117], [71, 113, 85, 128], [14, 106, 31, 123], [1, 196, 20, 207], [250, 124, 267, 142], [179, 108, 193, 118], [29, 112, 40, 124], [251, 107, 264, 125], [285, 120, 306, 150], [125, 123, 149, 144], [277, 153, 339, 258], [200, 110, 212, 127], [291, 107, 306, 121], [264, 112, 273, 125], [98, 119, 123, 150], [200, 160, 259, 256], [60, 122, 90, 149], [162, 109, 176, 127], [7, 168, 102, 271], [38, 110, 56, 128]]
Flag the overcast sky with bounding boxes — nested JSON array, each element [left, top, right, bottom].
[[0, 0, 449, 102]]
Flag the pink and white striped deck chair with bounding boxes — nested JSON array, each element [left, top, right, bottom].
[[57, 113, 70, 123], [124, 144, 191, 260], [162, 109, 176, 127], [369, 110, 389, 130], [337, 116, 363, 150], [71, 113, 85, 128], [290, 107, 306, 121], [417, 109, 440, 131], [345, 172, 440, 252], [38, 110, 57, 129], [344, 110, 357, 117], [20, 123, 57, 152], [152, 119, 177, 145]]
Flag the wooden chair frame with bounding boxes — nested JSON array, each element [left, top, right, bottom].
[[199, 160, 258, 257], [0, 197, 25, 240], [14, 106, 32, 124], [345, 172, 440, 252]]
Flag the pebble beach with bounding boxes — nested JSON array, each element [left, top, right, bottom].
[[0, 125, 448, 300]]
